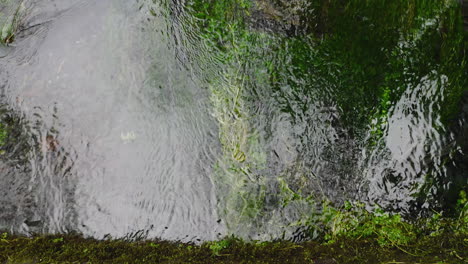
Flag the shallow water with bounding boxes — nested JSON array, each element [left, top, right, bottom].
[[0, 0, 223, 241], [0, 0, 467, 241]]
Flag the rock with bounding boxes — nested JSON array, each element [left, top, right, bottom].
[[250, 0, 330, 36]]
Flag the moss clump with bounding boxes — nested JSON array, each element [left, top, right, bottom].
[[0, 232, 466, 263]]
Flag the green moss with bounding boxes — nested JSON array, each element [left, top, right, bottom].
[[0, 231, 466, 263]]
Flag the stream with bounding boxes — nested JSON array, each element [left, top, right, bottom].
[[0, 0, 467, 242]]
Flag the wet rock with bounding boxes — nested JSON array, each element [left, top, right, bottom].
[[249, 0, 305, 35], [250, 0, 330, 36]]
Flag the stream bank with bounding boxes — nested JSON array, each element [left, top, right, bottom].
[[0, 232, 466, 263]]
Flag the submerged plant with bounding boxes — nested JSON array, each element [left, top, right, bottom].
[[0, 0, 26, 44], [178, 0, 468, 240], [0, 123, 7, 147]]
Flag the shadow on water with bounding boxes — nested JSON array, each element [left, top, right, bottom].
[[0, 0, 467, 242]]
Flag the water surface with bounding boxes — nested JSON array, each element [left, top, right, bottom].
[[0, 0, 222, 241], [0, 0, 467, 241]]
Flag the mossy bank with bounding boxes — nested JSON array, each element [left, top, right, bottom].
[[0, 232, 466, 263], [1, 197, 467, 263]]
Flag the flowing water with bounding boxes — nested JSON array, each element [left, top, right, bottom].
[[0, 0, 467, 242], [0, 0, 222, 241]]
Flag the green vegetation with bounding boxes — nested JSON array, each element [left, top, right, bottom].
[[281, 189, 468, 249], [268, 0, 467, 134], [0, 0, 26, 44], [181, 0, 275, 236], [323, 200, 467, 247], [177, 0, 468, 236], [0, 232, 466, 263], [0, 107, 10, 154], [0, 123, 7, 147], [0, 104, 30, 158]]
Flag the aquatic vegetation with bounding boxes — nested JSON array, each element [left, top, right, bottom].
[[0, 123, 6, 147], [0, 104, 31, 166], [279, 183, 468, 248], [180, 0, 274, 236], [0, 107, 12, 151], [0, 0, 26, 44], [178, 0, 468, 239], [209, 50, 269, 234], [207, 238, 231, 256]]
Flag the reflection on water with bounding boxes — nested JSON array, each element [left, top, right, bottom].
[[0, 0, 467, 241]]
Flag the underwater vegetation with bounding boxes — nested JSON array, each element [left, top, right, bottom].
[[0, 104, 29, 158], [0, 0, 26, 44], [173, 0, 468, 240]]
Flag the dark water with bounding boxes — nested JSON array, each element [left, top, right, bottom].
[[0, 0, 467, 241]]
